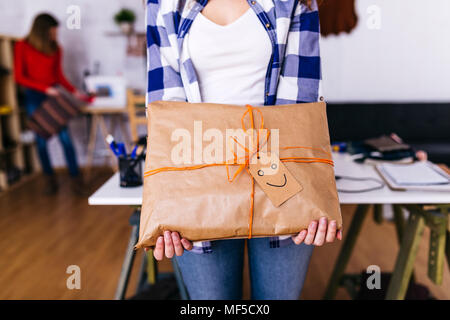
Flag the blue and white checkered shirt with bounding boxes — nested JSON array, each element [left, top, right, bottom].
[[146, 0, 322, 254]]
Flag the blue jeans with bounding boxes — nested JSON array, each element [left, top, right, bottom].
[[174, 238, 314, 300], [24, 89, 80, 177]]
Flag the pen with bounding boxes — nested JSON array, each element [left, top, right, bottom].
[[130, 144, 138, 159], [117, 143, 127, 158], [106, 135, 127, 158], [135, 145, 145, 159], [106, 134, 121, 157]]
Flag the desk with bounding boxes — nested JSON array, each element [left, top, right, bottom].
[[89, 152, 450, 300], [329, 153, 450, 299], [88, 172, 142, 206]]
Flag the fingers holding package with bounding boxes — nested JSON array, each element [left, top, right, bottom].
[[144, 231, 193, 261], [292, 217, 342, 246]]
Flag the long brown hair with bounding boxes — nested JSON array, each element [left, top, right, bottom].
[[301, 0, 323, 9], [26, 13, 59, 55]]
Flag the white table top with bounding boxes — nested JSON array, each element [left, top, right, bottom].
[[88, 152, 450, 206], [88, 173, 143, 206]]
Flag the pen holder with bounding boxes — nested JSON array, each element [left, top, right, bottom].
[[118, 155, 143, 187]]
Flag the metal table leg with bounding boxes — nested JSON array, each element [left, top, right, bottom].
[[114, 209, 141, 300], [135, 250, 148, 294], [134, 249, 159, 295], [114, 224, 139, 300], [172, 257, 189, 300], [373, 204, 384, 224], [323, 204, 371, 299], [393, 204, 405, 243]]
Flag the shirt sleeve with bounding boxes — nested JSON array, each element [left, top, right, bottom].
[[55, 47, 76, 93], [275, 0, 322, 104], [13, 41, 49, 93], [146, 0, 187, 105]]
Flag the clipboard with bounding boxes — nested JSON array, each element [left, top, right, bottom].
[[375, 161, 450, 192]]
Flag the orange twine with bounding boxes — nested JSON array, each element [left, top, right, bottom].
[[144, 105, 334, 239]]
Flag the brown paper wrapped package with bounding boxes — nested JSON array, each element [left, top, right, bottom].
[[136, 101, 342, 249]]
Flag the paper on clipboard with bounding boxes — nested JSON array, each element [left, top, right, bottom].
[[375, 161, 450, 192]]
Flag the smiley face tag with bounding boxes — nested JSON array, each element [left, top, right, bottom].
[[248, 152, 303, 207]]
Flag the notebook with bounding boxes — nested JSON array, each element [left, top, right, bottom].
[[375, 161, 450, 192], [365, 135, 411, 152]]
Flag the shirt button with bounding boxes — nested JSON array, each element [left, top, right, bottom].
[[319, 96, 325, 101], [266, 23, 270, 28], [251, 1, 256, 4], [266, 92, 269, 96]]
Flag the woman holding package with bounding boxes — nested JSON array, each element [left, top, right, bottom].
[[14, 13, 88, 195], [146, 0, 340, 299]]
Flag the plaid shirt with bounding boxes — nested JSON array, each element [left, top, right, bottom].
[[146, 0, 322, 254]]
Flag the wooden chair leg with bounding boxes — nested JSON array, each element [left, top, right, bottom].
[[386, 212, 425, 300], [127, 89, 139, 143], [99, 115, 117, 170], [323, 204, 371, 299], [426, 211, 447, 285], [118, 113, 133, 148], [146, 250, 157, 285]]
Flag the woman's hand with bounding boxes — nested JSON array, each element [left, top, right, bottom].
[[145, 231, 193, 261], [415, 150, 428, 162], [292, 217, 342, 246], [46, 87, 59, 96], [73, 90, 92, 103]]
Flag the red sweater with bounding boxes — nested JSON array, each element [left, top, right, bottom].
[[14, 40, 76, 93]]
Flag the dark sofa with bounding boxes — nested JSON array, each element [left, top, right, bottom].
[[326, 103, 450, 166]]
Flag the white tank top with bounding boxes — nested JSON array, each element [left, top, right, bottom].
[[187, 8, 272, 106]]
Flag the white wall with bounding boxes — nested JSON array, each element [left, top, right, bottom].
[[6, 0, 449, 104], [321, 0, 450, 102]]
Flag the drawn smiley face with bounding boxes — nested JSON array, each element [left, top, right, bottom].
[[256, 162, 287, 188], [249, 152, 303, 207]]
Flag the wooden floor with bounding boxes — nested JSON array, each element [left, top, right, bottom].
[[0, 168, 448, 300]]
